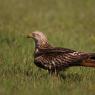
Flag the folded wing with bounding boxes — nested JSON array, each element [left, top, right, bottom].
[[34, 47, 89, 70]]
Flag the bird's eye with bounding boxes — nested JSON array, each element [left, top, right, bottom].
[[36, 34, 39, 36], [35, 34, 40, 37]]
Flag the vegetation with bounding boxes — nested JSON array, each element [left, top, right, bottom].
[[0, 0, 95, 95]]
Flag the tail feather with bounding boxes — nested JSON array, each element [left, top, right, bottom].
[[82, 53, 95, 67], [87, 53, 95, 60], [81, 59, 95, 67]]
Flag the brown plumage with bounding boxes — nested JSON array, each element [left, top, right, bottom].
[[27, 31, 95, 74]]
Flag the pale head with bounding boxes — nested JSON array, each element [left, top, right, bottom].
[[27, 31, 50, 48], [32, 31, 48, 42]]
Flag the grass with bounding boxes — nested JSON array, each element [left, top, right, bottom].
[[0, 0, 95, 95]]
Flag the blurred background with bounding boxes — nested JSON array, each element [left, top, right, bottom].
[[0, 0, 95, 95]]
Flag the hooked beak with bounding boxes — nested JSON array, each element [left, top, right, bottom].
[[27, 33, 33, 38]]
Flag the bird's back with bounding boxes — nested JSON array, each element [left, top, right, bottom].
[[34, 47, 89, 71], [29, 31, 95, 74]]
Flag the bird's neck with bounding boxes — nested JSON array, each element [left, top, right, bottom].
[[35, 40, 52, 49], [34, 40, 52, 56]]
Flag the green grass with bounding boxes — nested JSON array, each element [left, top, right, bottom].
[[0, 0, 95, 95]]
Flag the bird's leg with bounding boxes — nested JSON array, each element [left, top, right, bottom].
[[48, 70, 53, 75], [54, 69, 59, 76], [48, 69, 60, 78]]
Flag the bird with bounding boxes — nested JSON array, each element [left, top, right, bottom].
[[27, 31, 95, 75]]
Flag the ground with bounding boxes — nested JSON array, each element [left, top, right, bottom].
[[0, 0, 95, 95]]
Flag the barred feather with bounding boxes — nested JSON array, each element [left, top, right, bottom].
[[27, 31, 95, 74]]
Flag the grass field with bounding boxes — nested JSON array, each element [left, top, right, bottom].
[[0, 0, 95, 95]]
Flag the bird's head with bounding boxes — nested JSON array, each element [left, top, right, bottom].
[[27, 31, 47, 42], [27, 31, 50, 48]]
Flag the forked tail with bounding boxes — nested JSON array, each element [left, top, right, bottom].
[[89, 53, 95, 60], [81, 53, 95, 67]]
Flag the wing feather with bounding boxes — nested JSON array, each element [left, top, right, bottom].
[[38, 47, 75, 54], [34, 48, 89, 70]]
